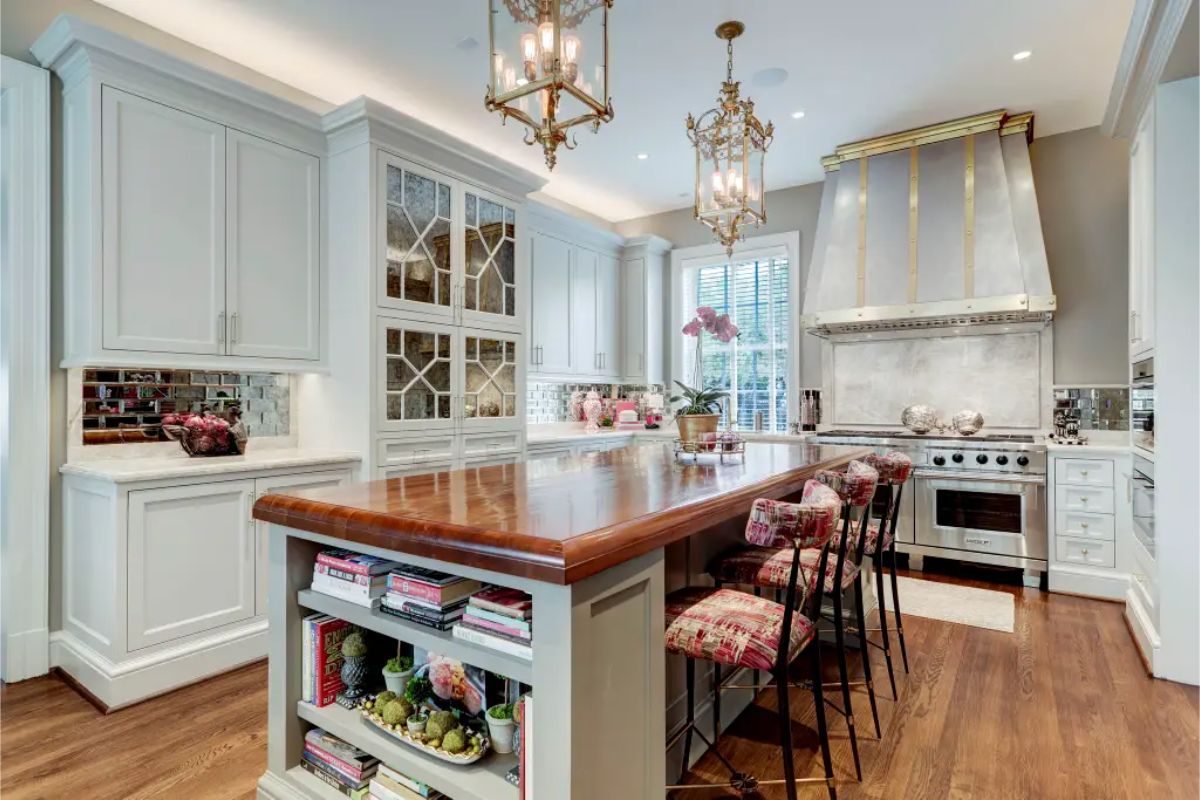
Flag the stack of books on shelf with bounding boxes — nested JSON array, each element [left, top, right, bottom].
[[302, 614, 352, 707], [380, 565, 481, 631], [452, 586, 534, 660], [368, 762, 445, 800], [311, 549, 401, 608], [300, 728, 378, 798]]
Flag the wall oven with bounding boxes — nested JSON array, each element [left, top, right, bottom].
[[1132, 357, 1154, 451], [1130, 455, 1155, 558], [915, 471, 1048, 563]]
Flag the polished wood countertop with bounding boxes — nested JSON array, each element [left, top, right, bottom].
[[253, 442, 868, 584]]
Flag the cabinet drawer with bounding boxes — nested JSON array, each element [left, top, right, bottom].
[[461, 430, 523, 459], [1055, 510, 1115, 541], [462, 452, 521, 470], [577, 436, 632, 454], [1055, 485, 1114, 514], [379, 460, 453, 479], [1055, 537, 1115, 568], [526, 445, 573, 461], [1054, 459, 1114, 487], [376, 435, 457, 467]]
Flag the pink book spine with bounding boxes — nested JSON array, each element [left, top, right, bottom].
[[387, 577, 442, 604], [463, 614, 532, 641], [315, 553, 369, 575], [303, 741, 362, 780]]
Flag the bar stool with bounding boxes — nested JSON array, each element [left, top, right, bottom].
[[856, 452, 914, 690], [706, 460, 882, 781], [665, 479, 842, 800]]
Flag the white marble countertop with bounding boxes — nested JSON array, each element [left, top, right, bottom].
[[1045, 430, 1131, 456], [527, 422, 812, 446], [60, 448, 361, 483]]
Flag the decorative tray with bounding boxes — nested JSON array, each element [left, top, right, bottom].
[[673, 437, 746, 463], [359, 705, 491, 765]]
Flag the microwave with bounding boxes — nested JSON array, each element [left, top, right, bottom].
[[1131, 357, 1154, 451]]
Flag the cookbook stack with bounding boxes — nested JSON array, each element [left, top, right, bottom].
[[452, 586, 533, 660], [381, 565, 481, 630], [300, 728, 378, 798], [311, 548, 401, 608]]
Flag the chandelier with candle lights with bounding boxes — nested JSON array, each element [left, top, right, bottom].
[[485, 0, 613, 171], [686, 21, 774, 255]]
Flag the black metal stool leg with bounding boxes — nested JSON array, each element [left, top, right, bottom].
[[776, 662, 799, 800], [712, 661, 721, 742], [809, 640, 838, 800], [680, 657, 695, 785], [831, 582, 862, 780], [874, 554, 898, 700], [888, 545, 910, 673], [753, 586, 762, 694], [854, 579, 882, 738]]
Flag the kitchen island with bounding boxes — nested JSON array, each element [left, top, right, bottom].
[[253, 441, 867, 800]]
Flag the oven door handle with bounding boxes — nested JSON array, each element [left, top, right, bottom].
[[915, 470, 1046, 485]]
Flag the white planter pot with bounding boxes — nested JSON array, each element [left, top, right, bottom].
[[382, 667, 414, 696], [486, 712, 516, 754]]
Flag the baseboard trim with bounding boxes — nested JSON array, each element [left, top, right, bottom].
[[3, 627, 50, 682], [1123, 587, 1161, 677], [1048, 566, 1130, 601], [50, 620, 267, 710]]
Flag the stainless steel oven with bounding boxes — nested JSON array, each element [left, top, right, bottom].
[[1130, 455, 1155, 558], [1132, 357, 1154, 451], [915, 471, 1048, 562]]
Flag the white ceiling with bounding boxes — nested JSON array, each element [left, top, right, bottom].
[[95, 0, 1135, 222]]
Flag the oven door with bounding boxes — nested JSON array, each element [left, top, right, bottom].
[[915, 472, 1047, 561]]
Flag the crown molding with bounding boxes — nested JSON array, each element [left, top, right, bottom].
[[324, 96, 547, 201], [1102, 0, 1196, 137], [621, 235, 674, 255], [526, 199, 627, 252]]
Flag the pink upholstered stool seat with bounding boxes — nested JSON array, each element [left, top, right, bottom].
[[664, 587, 815, 671]]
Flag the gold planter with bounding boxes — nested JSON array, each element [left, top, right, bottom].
[[676, 414, 719, 443]]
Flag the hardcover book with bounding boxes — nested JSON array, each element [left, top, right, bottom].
[[378, 604, 460, 631], [461, 613, 532, 641], [299, 757, 370, 798], [315, 549, 401, 576], [303, 728, 379, 780], [468, 586, 533, 620], [378, 763, 440, 798], [387, 575, 481, 606], [452, 623, 533, 660]]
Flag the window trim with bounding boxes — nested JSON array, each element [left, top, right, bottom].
[[669, 231, 802, 431]]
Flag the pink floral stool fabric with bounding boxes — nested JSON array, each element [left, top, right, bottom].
[[711, 547, 862, 595], [664, 587, 815, 671], [816, 460, 879, 507], [863, 451, 914, 485]]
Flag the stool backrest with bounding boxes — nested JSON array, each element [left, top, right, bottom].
[[743, 479, 841, 550], [863, 451, 913, 557]]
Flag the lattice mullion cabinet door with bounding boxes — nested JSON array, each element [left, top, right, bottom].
[[376, 315, 460, 434], [376, 153, 458, 322], [457, 326, 524, 433], [460, 185, 524, 333]]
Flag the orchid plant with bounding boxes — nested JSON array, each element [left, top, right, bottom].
[[671, 307, 739, 416]]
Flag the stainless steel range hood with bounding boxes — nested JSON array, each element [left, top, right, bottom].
[[802, 110, 1055, 337]]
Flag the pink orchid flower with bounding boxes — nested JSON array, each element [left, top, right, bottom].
[[696, 306, 718, 332], [714, 314, 740, 342], [682, 318, 703, 337]]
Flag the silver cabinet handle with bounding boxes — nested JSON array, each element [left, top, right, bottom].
[[217, 311, 226, 344], [638, 352, 643, 372], [1130, 310, 1138, 343], [231, 312, 239, 344]]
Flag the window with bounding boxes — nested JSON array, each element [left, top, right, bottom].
[[680, 250, 790, 432]]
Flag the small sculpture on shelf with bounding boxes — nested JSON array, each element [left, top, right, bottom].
[[582, 390, 603, 433], [337, 631, 369, 705], [161, 405, 248, 457]]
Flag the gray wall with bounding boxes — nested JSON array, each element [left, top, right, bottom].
[[616, 126, 1131, 388]]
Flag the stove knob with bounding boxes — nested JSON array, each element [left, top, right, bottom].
[[976, 454, 989, 464], [1017, 455, 1029, 467], [952, 453, 964, 463], [996, 455, 1009, 465], [933, 455, 946, 466]]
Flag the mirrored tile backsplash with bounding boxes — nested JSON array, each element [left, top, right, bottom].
[[527, 382, 664, 424], [1052, 386, 1129, 431], [81, 368, 290, 445]]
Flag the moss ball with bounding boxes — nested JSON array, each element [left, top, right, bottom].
[[442, 728, 467, 753], [373, 691, 397, 709], [381, 699, 410, 726]]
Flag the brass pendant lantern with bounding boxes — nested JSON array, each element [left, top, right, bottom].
[[485, 0, 614, 170], [686, 21, 774, 255]]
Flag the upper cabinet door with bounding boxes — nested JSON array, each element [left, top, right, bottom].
[[571, 247, 598, 375], [377, 315, 459, 433], [460, 327, 523, 431], [595, 253, 621, 377], [622, 256, 646, 380], [530, 232, 573, 374], [462, 188, 521, 332], [379, 155, 457, 321], [226, 130, 320, 360], [101, 87, 225, 355]]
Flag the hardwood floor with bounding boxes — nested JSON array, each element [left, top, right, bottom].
[[1, 565, 1195, 800]]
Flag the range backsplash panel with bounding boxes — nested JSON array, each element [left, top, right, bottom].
[[81, 367, 290, 445]]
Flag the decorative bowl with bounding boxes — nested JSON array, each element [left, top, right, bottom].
[[360, 705, 490, 765], [951, 409, 985, 436], [900, 405, 939, 434]]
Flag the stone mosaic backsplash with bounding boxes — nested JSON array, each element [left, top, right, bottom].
[[1053, 387, 1129, 431], [527, 382, 665, 424], [81, 367, 290, 445]]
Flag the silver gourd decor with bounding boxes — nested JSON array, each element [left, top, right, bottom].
[[951, 409, 985, 435], [901, 404, 939, 434]]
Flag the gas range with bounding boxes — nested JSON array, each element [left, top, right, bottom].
[[814, 429, 1046, 475]]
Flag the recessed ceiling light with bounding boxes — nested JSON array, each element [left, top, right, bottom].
[[456, 36, 479, 51], [636, 153, 649, 160], [751, 67, 789, 88], [791, 110, 805, 119], [1012, 50, 1032, 61]]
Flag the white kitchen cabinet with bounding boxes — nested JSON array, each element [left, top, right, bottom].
[[596, 252, 621, 377], [1129, 99, 1156, 358], [530, 231, 574, 374], [461, 187, 521, 332], [226, 129, 321, 361], [377, 316, 458, 434], [620, 236, 670, 385], [460, 326, 523, 431], [127, 479, 256, 650], [252, 469, 353, 616], [1047, 451, 1130, 601], [572, 246, 599, 375], [57, 455, 359, 709], [45, 27, 328, 371], [101, 87, 227, 356]]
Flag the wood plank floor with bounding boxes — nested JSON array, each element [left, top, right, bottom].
[[1, 564, 1196, 800]]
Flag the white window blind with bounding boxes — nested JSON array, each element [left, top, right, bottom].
[[682, 252, 789, 432]]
